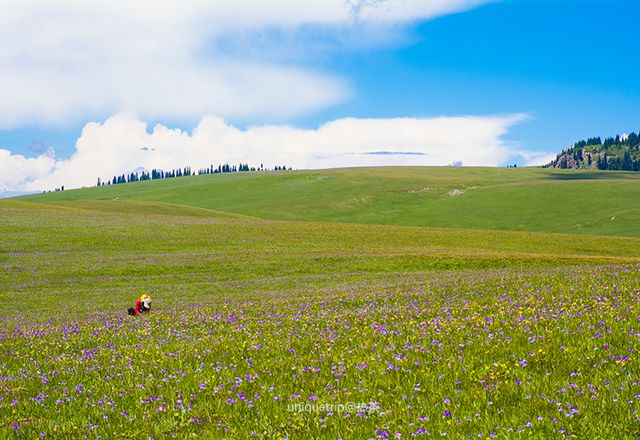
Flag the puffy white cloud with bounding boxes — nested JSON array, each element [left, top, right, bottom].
[[0, 112, 527, 193], [0, 0, 491, 128], [518, 151, 556, 166], [0, 149, 56, 193]]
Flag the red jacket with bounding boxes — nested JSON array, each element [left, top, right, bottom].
[[134, 299, 144, 315], [134, 295, 151, 315]]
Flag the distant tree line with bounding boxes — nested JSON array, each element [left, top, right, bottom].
[[545, 131, 640, 171], [96, 163, 291, 187], [42, 185, 64, 193]]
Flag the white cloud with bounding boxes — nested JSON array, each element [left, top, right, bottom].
[[0, 149, 56, 193], [0, 112, 527, 193], [518, 151, 556, 166], [0, 0, 491, 128]]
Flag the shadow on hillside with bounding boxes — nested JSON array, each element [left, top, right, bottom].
[[545, 171, 635, 180]]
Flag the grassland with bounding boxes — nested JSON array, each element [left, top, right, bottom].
[[2, 197, 640, 316], [19, 167, 640, 236], [2, 167, 640, 438]]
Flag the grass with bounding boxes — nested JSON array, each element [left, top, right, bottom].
[[2, 167, 640, 438], [2, 198, 640, 316], [18, 166, 640, 236], [3, 265, 639, 439]]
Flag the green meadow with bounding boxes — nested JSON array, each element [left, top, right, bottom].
[[20, 166, 640, 236], [2, 167, 640, 438]]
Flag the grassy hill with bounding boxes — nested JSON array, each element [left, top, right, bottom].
[[3, 170, 640, 438], [19, 166, 640, 236], [2, 197, 640, 318]]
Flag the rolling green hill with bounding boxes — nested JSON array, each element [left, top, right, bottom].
[[19, 166, 640, 236], [3, 169, 640, 439], [2, 197, 640, 317]]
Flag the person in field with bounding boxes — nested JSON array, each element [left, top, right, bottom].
[[128, 294, 152, 316]]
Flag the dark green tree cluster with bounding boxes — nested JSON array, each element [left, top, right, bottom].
[[545, 131, 640, 171], [106, 167, 191, 185], [96, 163, 289, 187], [595, 150, 637, 171]]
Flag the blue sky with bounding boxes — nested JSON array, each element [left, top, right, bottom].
[[298, 0, 640, 148], [0, 0, 638, 193]]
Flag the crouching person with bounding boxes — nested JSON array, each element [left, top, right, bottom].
[[127, 294, 152, 316]]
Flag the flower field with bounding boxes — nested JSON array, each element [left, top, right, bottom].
[[3, 266, 640, 438], [1, 199, 639, 438]]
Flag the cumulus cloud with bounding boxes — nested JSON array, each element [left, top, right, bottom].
[[0, 112, 527, 193], [0, 0, 491, 128], [518, 151, 557, 166], [0, 149, 56, 193]]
